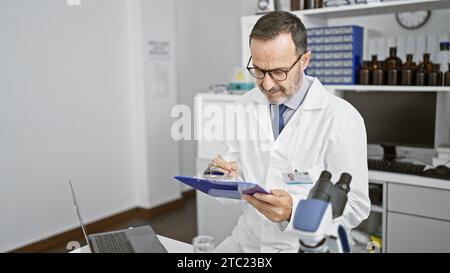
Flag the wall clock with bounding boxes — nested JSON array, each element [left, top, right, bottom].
[[395, 11, 431, 30]]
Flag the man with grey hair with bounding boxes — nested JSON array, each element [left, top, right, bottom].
[[212, 11, 370, 252]]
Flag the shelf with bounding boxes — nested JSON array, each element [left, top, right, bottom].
[[195, 92, 242, 101], [294, 0, 450, 19], [371, 205, 383, 213], [325, 85, 450, 92]]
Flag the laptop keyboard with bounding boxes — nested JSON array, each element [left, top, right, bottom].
[[93, 232, 135, 253]]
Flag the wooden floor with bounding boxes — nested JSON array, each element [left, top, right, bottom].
[[41, 192, 197, 253]]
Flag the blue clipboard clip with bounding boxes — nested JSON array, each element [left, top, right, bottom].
[[174, 176, 269, 199]]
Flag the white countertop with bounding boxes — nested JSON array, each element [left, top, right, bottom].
[[369, 170, 450, 190]]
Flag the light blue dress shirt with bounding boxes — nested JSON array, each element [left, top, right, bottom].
[[270, 74, 313, 139]]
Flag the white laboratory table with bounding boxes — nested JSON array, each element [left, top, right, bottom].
[[368, 170, 450, 252], [369, 170, 450, 190], [70, 235, 193, 253], [196, 169, 450, 253]]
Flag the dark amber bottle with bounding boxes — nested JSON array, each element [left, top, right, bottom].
[[385, 47, 402, 85], [370, 55, 380, 70], [314, 0, 324, 8], [387, 69, 398, 85], [428, 66, 438, 86], [417, 53, 433, 86], [445, 64, 450, 86], [430, 64, 443, 86], [359, 61, 371, 85], [417, 53, 433, 73], [416, 67, 426, 86], [401, 68, 413, 85], [437, 64, 443, 86], [371, 55, 384, 85], [401, 54, 416, 86], [385, 47, 403, 70], [373, 65, 384, 85], [373, 69, 384, 85]]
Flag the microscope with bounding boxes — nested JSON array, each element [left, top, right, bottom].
[[292, 170, 352, 253]]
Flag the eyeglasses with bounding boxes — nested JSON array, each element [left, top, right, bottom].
[[246, 53, 304, 81]]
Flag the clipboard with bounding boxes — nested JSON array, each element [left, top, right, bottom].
[[174, 176, 269, 199]]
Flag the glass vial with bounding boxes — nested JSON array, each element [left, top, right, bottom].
[[193, 235, 215, 253]]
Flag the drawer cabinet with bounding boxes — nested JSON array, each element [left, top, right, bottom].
[[388, 183, 450, 221], [387, 212, 450, 253]]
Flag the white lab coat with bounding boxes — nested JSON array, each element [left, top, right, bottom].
[[219, 77, 371, 253]]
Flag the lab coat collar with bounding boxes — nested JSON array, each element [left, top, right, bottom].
[[301, 77, 328, 111], [249, 77, 328, 110], [283, 73, 313, 111]]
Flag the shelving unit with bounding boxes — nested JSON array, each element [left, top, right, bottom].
[[354, 180, 386, 252], [241, 0, 450, 68], [325, 85, 450, 93], [295, 0, 450, 19]]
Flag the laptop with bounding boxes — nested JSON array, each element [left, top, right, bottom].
[[69, 180, 168, 253]]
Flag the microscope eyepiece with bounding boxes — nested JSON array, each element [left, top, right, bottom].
[[308, 170, 333, 202], [336, 173, 351, 193], [319, 170, 332, 181], [308, 171, 352, 219]]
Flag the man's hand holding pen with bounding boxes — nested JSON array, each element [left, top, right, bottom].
[[209, 155, 293, 223], [211, 155, 240, 179]]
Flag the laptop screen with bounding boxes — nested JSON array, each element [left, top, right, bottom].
[[68, 180, 93, 252]]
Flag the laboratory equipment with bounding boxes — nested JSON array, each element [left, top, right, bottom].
[[293, 171, 352, 253]]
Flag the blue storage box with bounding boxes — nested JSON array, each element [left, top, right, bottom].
[[306, 25, 363, 85]]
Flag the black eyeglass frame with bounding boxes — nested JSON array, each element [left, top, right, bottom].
[[246, 52, 306, 81]]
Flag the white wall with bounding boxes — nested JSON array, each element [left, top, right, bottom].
[[0, 0, 136, 252], [141, 0, 181, 207], [175, 0, 255, 176], [0, 0, 181, 252]]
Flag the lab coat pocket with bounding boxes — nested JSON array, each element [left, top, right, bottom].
[[285, 183, 311, 197], [286, 184, 307, 195]]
